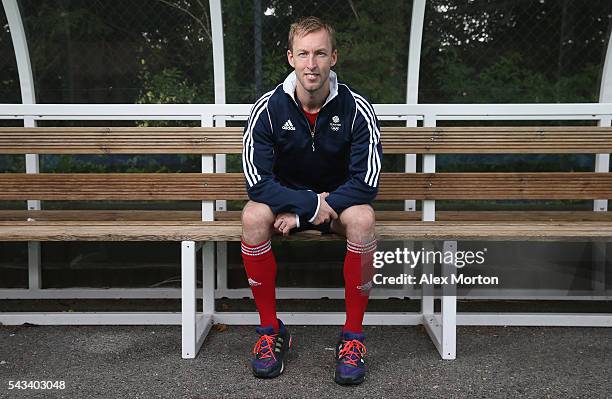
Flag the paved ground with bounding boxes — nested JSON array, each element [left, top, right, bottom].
[[0, 322, 610, 398]]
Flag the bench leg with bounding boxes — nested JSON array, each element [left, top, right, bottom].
[[592, 242, 607, 295], [422, 240, 457, 360], [201, 242, 216, 315], [420, 241, 434, 314], [216, 242, 228, 297], [181, 241, 213, 359]]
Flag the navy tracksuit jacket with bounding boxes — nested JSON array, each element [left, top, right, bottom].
[[242, 71, 383, 224]]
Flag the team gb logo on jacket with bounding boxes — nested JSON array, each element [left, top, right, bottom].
[[330, 115, 341, 132]]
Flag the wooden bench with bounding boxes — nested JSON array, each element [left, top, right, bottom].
[[0, 126, 611, 359]]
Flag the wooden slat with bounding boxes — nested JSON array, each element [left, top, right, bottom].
[[1, 126, 612, 154], [1, 210, 611, 222], [0, 220, 610, 241], [0, 210, 206, 221], [379, 172, 612, 199], [0, 172, 610, 200]]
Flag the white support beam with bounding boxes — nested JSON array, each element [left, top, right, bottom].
[[420, 242, 434, 315], [594, 116, 610, 212], [2, 103, 612, 121], [593, 117, 609, 294], [181, 241, 198, 358], [3, 0, 35, 104], [181, 240, 214, 359], [599, 23, 612, 103], [195, 313, 214, 354], [440, 240, 457, 359], [201, 155, 215, 221], [27, 242, 41, 289], [406, 0, 426, 104], [423, 313, 442, 354], [1, 287, 609, 301], [422, 114, 436, 221], [4, 0, 43, 291], [422, 240, 457, 360], [216, 287, 417, 300], [0, 312, 182, 325], [209, 0, 225, 106], [201, 115, 215, 222], [457, 313, 612, 327], [202, 242, 215, 315], [216, 242, 229, 293], [213, 312, 424, 326], [2, 311, 609, 328], [403, 1, 426, 209], [210, 0, 228, 213]]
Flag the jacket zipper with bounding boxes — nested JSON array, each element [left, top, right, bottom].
[[308, 115, 318, 152], [290, 97, 320, 152]]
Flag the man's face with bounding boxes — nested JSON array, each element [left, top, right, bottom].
[[287, 29, 337, 96]]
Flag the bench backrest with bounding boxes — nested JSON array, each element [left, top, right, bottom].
[[0, 127, 610, 203]]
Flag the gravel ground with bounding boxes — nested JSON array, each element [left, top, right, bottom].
[[0, 322, 610, 398]]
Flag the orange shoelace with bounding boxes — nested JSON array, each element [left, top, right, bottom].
[[338, 339, 366, 366], [253, 334, 277, 361]]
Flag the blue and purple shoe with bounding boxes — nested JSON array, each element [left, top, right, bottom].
[[334, 331, 367, 385], [251, 319, 292, 378]]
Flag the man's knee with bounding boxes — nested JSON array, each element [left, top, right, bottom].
[[241, 201, 275, 243], [340, 205, 376, 241]]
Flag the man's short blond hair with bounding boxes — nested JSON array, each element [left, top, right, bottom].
[[288, 16, 336, 52]]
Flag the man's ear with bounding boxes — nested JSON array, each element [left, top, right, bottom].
[[287, 49, 295, 68], [330, 49, 338, 67]]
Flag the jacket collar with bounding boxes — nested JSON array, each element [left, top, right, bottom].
[[282, 70, 338, 109]]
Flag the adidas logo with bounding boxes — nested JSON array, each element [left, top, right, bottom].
[[248, 278, 262, 287], [282, 119, 296, 131]]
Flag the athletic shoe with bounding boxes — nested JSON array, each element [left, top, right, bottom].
[[334, 330, 366, 385], [251, 319, 292, 378]]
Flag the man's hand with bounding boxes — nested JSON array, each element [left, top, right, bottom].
[[274, 213, 298, 236], [312, 192, 338, 225]]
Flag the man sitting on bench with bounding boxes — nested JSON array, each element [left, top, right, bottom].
[[241, 16, 383, 385]]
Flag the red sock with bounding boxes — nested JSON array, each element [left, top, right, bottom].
[[241, 239, 279, 331], [343, 239, 377, 333]]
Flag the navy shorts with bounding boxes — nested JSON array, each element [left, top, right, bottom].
[[291, 220, 333, 235]]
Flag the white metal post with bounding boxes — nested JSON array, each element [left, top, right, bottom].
[[3, 0, 35, 104], [179, 115, 217, 359], [181, 241, 197, 358], [420, 241, 434, 315], [596, 22, 611, 210], [201, 119, 215, 314], [420, 113, 437, 315], [201, 115, 215, 221], [592, 117, 610, 293], [422, 114, 436, 222], [25, 120, 42, 289], [210, 0, 228, 214], [4, 0, 43, 290], [422, 240, 457, 360], [202, 242, 215, 314], [404, 0, 426, 213], [440, 240, 457, 359], [594, 117, 611, 212]]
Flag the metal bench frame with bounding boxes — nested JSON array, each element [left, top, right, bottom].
[[0, 103, 611, 361]]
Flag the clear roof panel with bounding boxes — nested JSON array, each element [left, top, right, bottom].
[[420, 0, 612, 103], [0, 6, 21, 103], [223, 0, 412, 103], [4, 1, 611, 105], [18, 0, 214, 104]]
